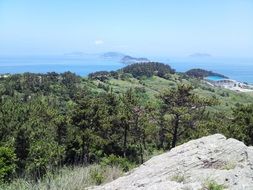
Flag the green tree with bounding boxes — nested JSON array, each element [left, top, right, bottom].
[[0, 146, 16, 183], [55, 115, 68, 146], [15, 128, 30, 175], [159, 84, 217, 148], [70, 94, 112, 163], [26, 141, 64, 180], [119, 89, 138, 158], [119, 89, 152, 163], [229, 104, 253, 145]]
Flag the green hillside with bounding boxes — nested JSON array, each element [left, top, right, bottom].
[[1, 63, 253, 189], [90, 72, 253, 114]]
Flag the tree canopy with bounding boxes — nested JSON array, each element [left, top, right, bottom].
[[0, 69, 252, 185], [122, 62, 175, 78], [185, 68, 227, 79]]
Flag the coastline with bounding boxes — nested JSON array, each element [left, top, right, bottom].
[[0, 56, 253, 84]]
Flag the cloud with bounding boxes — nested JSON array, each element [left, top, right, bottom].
[[94, 40, 104, 45]]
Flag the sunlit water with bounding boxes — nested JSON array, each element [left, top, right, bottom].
[[0, 56, 252, 84], [205, 76, 227, 81]]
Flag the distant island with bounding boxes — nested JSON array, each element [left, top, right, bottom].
[[120, 55, 150, 64], [101, 52, 126, 60], [1, 62, 253, 189], [101, 52, 150, 64], [189, 53, 212, 58]]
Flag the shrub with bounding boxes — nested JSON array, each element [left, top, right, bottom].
[[25, 141, 64, 180], [170, 173, 185, 183], [90, 167, 104, 185], [100, 155, 133, 172], [88, 71, 110, 81], [0, 147, 17, 183], [203, 180, 226, 190]]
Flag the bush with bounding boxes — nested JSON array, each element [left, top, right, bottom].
[[89, 165, 123, 186], [120, 73, 133, 80], [203, 180, 226, 190], [25, 141, 64, 180], [171, 173, 185, 183], [0, 147, 16, 183], [90, 167, 104, 185], [100, 155, 133, 172], [88, 71, 110, 81]]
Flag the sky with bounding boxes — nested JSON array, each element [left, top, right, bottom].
[[0, 0, 253, 57]]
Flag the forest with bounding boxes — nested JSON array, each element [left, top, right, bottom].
[[0, 62, 253, 188], [185, 68, 228, 79]]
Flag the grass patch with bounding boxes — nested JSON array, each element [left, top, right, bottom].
[[202, 180, 226, 190], [221, 161, 237, 170], [170, 173, 186, 183], [0, 164, 123, 190]]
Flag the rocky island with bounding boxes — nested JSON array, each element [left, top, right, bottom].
[[100, 52, 150, 64], [120, 55, 150, 64]]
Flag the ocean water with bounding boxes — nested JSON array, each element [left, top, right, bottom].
[[205, 76, 227, 81], [159, 57, 253, 84], [0, 56, 252, 84], [0, 56, 123, 76]]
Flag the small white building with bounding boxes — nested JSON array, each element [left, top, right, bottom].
[[207, 78, 253, 92], [214, 79, 239, 88], [0, 74, 10, 79]]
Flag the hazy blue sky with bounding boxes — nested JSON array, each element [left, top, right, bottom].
[[0, 0, 252, 57]]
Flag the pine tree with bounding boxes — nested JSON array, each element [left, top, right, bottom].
[[15, 128, 30, 174], [159, 84, 217, 148]]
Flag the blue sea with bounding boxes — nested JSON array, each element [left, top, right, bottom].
[[205, 76, 227, 81], [0, 56, 252, 84], [0, 56, 123, 76], [159, 57, 253, 84]]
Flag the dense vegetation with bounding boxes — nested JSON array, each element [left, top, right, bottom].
[[122, 62, 175, 78], [0, 62, 253, 188], [186, 68, 228, 79], [88, 71, 119, 81]]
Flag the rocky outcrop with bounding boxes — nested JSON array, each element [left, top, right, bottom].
[[90, 134, 253, 190]]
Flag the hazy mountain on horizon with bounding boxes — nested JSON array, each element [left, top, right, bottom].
[[189, 53, 212, 58], [101, 52, 126, 60]]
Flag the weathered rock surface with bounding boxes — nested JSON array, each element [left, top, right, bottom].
[[90, 134, 253, 190]]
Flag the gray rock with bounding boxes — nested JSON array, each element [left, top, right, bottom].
[[89, 134, 253, 190]]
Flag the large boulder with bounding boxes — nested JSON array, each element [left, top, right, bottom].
[[90, 134, 253, 190]]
